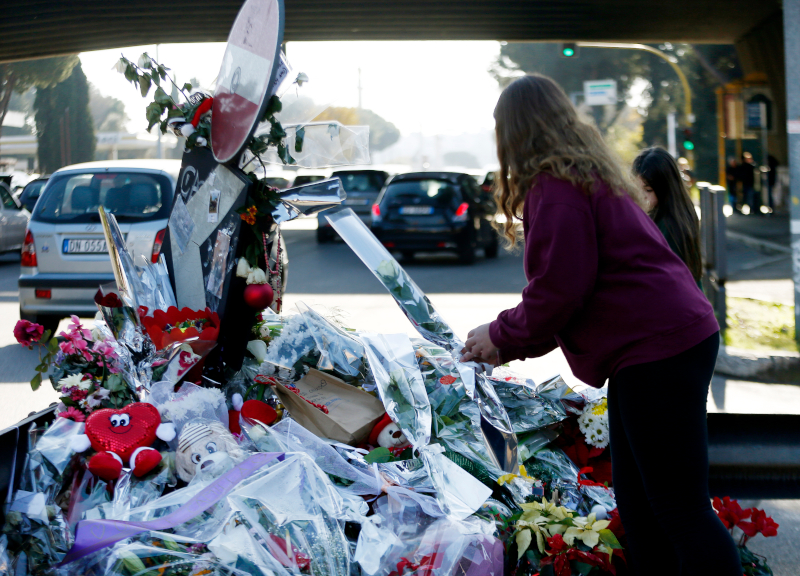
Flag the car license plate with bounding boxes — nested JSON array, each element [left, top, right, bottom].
[[400, 206, 433, 215], [63, 238, 108, 254], [344, 198, 369, 205]]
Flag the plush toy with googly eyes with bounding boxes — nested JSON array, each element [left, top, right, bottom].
[[175, 419, 244, 483], [69, 402, 176, 482]]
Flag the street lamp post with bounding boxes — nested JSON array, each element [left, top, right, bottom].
[[576, 42, 695, 165]]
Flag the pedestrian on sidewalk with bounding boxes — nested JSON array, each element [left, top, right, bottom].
[[739, 151, 757, 213], [633, 147, 703, 290], [461, 74, 741, 576]]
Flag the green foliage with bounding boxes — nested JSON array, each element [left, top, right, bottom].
[[493, 43, 741, 182], [33, 62, 96, 173]]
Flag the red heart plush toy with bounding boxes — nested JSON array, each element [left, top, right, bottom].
[[71, 402, 176, 481]]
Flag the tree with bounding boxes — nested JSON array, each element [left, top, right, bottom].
[[493, 43, 741, 182], [315, 106, 401, 152], [89, 84, 129, 132], [34, 63, 96, 173], [0, 56, 79, 151]]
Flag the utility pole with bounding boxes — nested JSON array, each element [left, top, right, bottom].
[[357, 67, 363, 110], [577, 42, 695, 166], [667, 112, 677, 157], [783, 0, 800, 341]]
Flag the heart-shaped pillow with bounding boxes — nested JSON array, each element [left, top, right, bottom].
[[85, 403, 161, 462]]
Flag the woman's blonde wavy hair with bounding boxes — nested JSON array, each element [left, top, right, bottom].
[[494, 74, 644, 245]]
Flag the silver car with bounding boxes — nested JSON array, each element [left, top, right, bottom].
[[19, 159, 180, 332], [0, 182, 30, 252]]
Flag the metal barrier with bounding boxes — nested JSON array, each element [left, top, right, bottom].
[[699, 183, 728, 330]]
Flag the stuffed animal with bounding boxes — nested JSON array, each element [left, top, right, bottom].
[[368, 414, 411, 455], [228, 393, 278, 435], [176, 419, 245, 482], [70, 403, 176, 481]]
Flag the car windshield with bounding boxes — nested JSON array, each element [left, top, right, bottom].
[[334, 171, 386, 193], [33, 171, 173, 223], [384, 179, 462, 207], [20, 180, 47, 211]]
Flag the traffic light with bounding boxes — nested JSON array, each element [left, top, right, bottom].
[[682, 127, 694, 151], [561, 43, 579, 58]]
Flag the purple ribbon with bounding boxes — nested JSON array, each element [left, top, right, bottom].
[[59, 452, 285, 566]]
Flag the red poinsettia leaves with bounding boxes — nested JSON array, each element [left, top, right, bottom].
[[540, 534, 617, 576], [141, 306, 220, 351], [712, 496, 751, 529], [607, 508, 626, 538], [95, 289, 123, 308]]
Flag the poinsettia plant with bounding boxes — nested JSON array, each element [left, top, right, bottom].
[[508, 498, 624, 576]]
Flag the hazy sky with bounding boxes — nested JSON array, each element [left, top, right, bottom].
[[80, 41, 503, 137]]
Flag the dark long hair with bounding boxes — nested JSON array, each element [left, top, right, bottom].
[[632, 147, 703, 282]]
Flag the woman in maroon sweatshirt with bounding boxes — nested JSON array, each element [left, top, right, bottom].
[[461, 75, 741, 576]]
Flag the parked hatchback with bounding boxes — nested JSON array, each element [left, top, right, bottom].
[[19, 160, 180, 332], [316, 168, 393, 242], [0, 181, 30, 253], [370, 172, 499, 264], [18, 176, 50, 212]]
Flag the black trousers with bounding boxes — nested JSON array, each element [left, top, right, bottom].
[[608, 332, 742, 576]]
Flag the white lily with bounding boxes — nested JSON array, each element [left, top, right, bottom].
[[247, 340, 268, 364]]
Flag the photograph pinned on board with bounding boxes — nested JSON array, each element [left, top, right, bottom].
[[208, 189, 221, 223]]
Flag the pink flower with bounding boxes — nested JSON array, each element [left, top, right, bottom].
[[70, 389, 88, 402], [14, 320, 44, 347], [57, 407, 85, 422], [60, 340, 76, 355], [65, 315, 92, 340], [92, 341, 117, 360]]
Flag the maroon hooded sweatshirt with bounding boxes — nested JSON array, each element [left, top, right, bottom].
[[488, 173, 718, 388]]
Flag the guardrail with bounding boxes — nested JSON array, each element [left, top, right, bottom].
[[2, 407, 798, 524], [699, 182, 728, 330]]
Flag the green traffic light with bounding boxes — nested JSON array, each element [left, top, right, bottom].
[[683, 141, 695, 151], [563, 47, 575, 57]]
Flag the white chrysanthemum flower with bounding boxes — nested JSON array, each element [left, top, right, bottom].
[[578, 398, 609, 449]]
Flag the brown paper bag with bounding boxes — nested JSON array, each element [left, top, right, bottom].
[[273, 369, 385, 445]]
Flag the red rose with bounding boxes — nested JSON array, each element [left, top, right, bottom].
[[14, 319, 44, 347], [94, 289, 123, 308]]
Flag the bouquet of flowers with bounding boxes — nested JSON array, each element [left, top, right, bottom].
[[15, 316, 136, 419]]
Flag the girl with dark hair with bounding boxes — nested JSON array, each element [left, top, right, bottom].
[[460, 74, 741, 576], [633, 147, 703, 288]]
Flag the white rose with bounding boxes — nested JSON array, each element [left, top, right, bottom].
[[376, 259, 398, 279], [236, 258, 251, 279], [258, 323, 271, 338], [247, 267, 267, 285]]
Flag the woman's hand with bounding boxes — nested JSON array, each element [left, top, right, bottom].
[[460, 323, 499, 365]]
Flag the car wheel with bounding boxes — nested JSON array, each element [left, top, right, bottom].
[[316, 228, 332, 243], [485, 232, 499, 259]]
